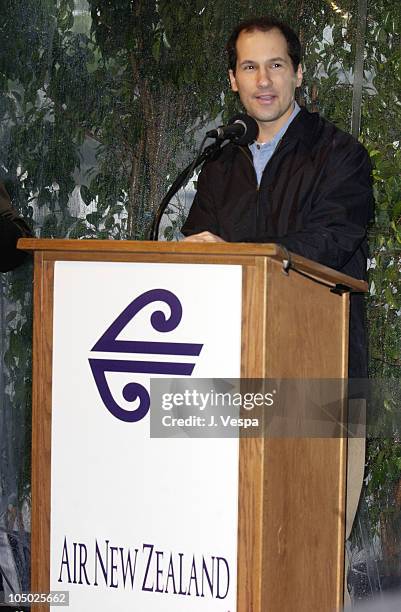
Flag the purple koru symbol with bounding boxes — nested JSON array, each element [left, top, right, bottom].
[[89, 289, 203, 423]]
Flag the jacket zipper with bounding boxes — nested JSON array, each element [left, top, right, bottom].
[[238, 138, 286, 225], [238, 146, 258, 186]]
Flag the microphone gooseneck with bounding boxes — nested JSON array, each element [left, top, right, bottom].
[[148, 114, 259, 240]]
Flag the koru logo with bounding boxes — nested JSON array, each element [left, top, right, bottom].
[[89, 289, 203, 423]]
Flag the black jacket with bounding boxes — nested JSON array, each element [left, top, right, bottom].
[[0, 181, 32, 271], [182, 108, 374, 377]]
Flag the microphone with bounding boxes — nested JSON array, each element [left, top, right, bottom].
[[206, 113, 258, 145]]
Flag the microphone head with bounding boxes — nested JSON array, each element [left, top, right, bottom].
[[228, 113, 259, 145]]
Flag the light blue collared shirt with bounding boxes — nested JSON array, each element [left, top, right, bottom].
[[249, 102, 301, 185]]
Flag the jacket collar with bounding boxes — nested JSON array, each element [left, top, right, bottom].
[[282, 107, 319, 147], [236, 107, 319, 159]]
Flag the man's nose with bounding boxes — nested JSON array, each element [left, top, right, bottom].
[[257, 67, 272, 88]]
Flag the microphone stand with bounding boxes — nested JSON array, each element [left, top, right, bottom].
[[148, 137, 224, 241]]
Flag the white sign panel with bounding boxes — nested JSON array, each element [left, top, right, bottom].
[[50, 261, 242, 611]]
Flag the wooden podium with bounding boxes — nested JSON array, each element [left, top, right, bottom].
[[19, 238, 367, 612]]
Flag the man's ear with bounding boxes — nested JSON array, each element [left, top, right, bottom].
[[296, 64, 303, 87], [229, 69, 238, 92]]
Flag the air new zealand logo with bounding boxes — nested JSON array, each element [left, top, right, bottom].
[[89, 289, 203, 423]]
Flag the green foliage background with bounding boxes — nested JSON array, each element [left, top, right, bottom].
[[0, 0, 400, 595]]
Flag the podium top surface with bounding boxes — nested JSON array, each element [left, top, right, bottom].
[[18, 238, 368, 292]]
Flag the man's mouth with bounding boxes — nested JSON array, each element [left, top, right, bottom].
[[255, 94, 277, 104]]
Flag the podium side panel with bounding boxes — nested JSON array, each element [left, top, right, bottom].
[[262, 260, 349, 612]]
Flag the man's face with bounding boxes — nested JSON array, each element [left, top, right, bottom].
[[229, 28, 303, 141]]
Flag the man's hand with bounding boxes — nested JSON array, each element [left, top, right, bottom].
[[182, 231, 226, 243]]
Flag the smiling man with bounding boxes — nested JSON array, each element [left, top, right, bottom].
[[182, 17, 373, 605], [182, 15, 373, 380], [228, 25, 302, 142]]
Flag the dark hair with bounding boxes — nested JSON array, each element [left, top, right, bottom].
[[226, 16, 301, 74]]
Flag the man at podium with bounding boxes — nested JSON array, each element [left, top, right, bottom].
[[182, 15, 373, 380], [182, 16, 373, 605], [0, 180, 32, 271]]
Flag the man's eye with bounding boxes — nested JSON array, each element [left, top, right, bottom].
[[244, 65, 255, 70], [272, 63, 282, 69]]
